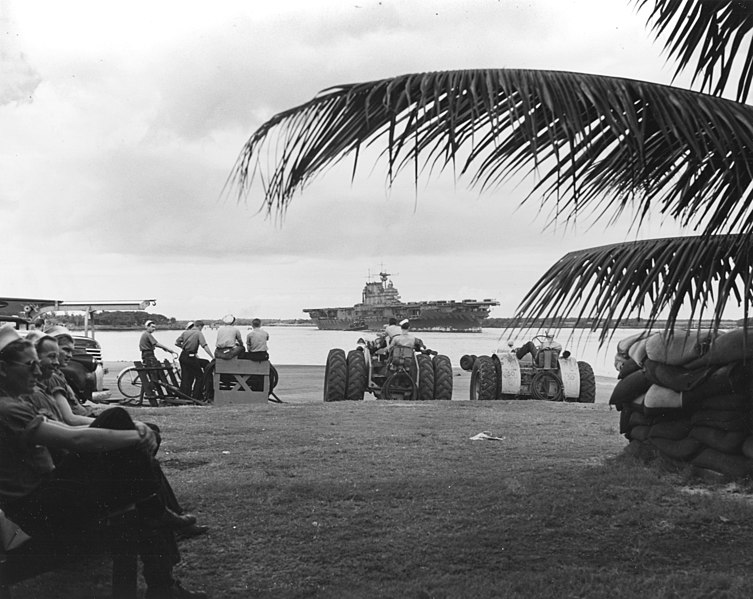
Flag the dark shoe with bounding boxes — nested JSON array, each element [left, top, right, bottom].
[[145, 508, 197, 530], [145, 580, 208, 599], [175, 523, 210, 540]]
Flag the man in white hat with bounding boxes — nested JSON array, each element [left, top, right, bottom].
[[215, 314, 244, 360], [389, 318, 417, 350], [139, 320, 177, 400]]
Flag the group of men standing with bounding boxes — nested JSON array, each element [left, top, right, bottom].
[[138, 316, 269, 401]]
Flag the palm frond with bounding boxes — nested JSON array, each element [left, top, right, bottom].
[[638, 0, 753, 102], [228, 69, 753, 239], [510, 233, 753, 343]]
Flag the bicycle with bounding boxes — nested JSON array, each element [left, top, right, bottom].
[[116, 357, 182, 401]]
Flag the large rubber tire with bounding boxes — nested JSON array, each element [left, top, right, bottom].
[[116, 366, 142, 399], [270, 363, 279, 391], [530, 371, 563, 401], [381, 371, 417, 401], [433, 354, 453, 400], [416, 354, 435, 401], [345, 350, 368, 401], [491, 354, 502, 400], [470, 355, 496, 401], [323, 349, 347, 402], [577, 361, 596, 403]]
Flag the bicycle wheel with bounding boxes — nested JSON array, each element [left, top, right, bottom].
[[116, 366, 142, 399]]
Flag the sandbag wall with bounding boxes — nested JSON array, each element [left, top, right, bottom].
[[611, 328, 753, 479]]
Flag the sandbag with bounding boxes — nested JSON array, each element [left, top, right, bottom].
[[609, 370, 652, 408], [644, 385, 683, 410], [689, 427, 746, 454], [645, 329, 717, 366], [742, 436, 753, 460], [617, 332, 651, 357], [627, 425, 650, 441], [649, 436, 703, 461], [623, 439, 658, 460], [691, 448, 753, 478], [619, 406, 632, 434], [696, 393, 750, 411], [628, 337, 650, 366], [682, 362, 750, 407], [683, 328, 753, 369], [690, 409, 748, 431], [630, 393, 646, 411], [649, 419, 692, 441], [642, 359, 713, 392], [628, 410, 652, 428], [616, 357, 641, 379]]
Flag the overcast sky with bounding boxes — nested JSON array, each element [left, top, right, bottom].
[[1, 0, 688, 321]]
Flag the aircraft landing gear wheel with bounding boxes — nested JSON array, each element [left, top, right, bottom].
[[346, 349, 367, 401], [470, 356, 496, 401], [577, 361, 596, 403], [416, 354, 435, 401], [432, 355, 453, 400], [324, 349, 347, 402]]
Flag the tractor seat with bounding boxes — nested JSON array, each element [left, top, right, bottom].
[[536, 348, 560, 369]]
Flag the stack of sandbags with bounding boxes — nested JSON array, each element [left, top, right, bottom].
[[611, 328, 753, 479]]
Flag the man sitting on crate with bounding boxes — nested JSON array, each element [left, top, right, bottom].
[[215, 314, 244, 360], [175, 320, 214, 400], [245, 318, 269, 361]]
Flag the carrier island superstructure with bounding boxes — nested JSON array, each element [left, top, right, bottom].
[[303, 272, 498, 332]]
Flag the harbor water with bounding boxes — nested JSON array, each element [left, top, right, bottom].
[[90, 325, 643, 377]]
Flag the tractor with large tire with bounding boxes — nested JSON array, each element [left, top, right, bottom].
[[323, 336, 453, 401], [460, 334, 596, 403]]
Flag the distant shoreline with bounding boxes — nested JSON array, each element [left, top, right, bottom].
[[71, 319, 743, 333]]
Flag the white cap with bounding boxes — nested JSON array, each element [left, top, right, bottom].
[[0, 324, 22, 354], [145, 320, 155, 327], [222, 314, 236, 325], [44, 324, 72, 338], [399, 318, 409, 326]]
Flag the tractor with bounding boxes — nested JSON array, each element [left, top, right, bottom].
[[460, 334, 596, 402], [323, 335, 453, 401]]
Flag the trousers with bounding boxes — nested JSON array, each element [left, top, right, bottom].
[[5, 407, 180, 588]]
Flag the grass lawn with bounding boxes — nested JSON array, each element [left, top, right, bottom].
[[13, 398, 753, 598]]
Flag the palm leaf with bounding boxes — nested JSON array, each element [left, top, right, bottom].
[[638, 0, 753, 102], [510, 233, 753, 342], [228, 69, 753, 240]]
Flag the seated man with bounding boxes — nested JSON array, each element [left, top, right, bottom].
[[215, 314, 244, 360], [515, 331, 563, 362], [387, 319, 420, 374], [43, 325, 94, 416], [245, 318, 269, 361], [30, 333, 209, 541], [0, 325, 207, 598], [388, 319, 416, 351], [384, 318, 402, 343]]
